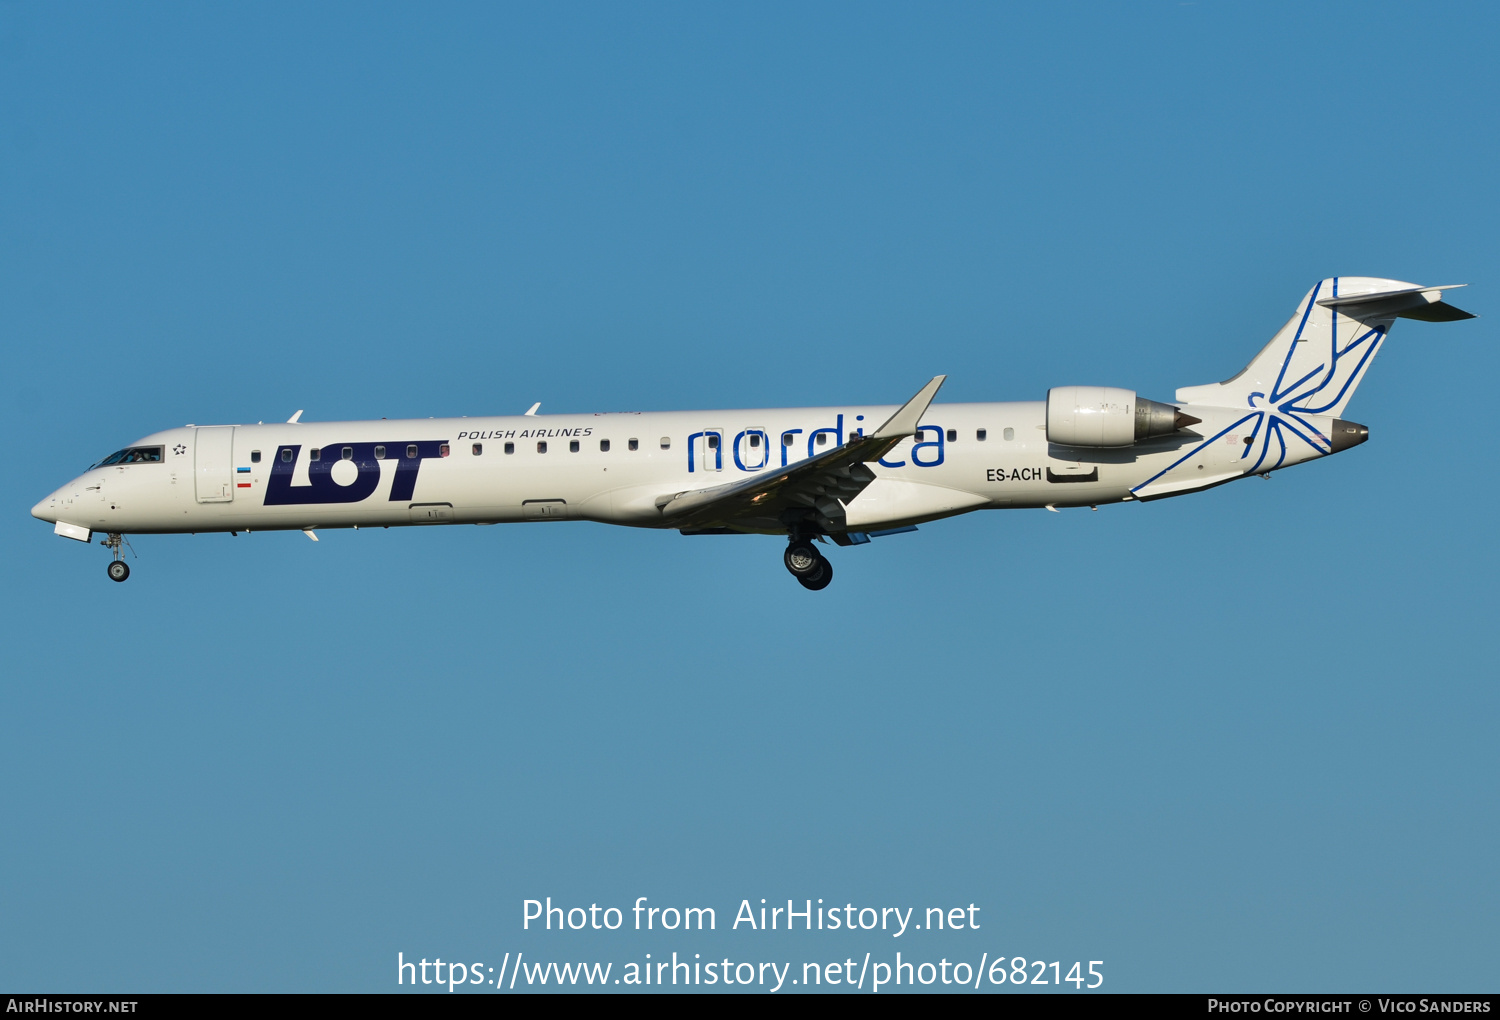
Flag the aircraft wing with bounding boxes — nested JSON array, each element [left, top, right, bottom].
[[655, 375, 946, 532]]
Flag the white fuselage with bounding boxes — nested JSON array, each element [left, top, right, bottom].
[[31, 399, 1334, 538]]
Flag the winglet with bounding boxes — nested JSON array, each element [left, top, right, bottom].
[[524, 402, 541, 416], [871, 375, 947, 439], [287, 410, 304, 424]]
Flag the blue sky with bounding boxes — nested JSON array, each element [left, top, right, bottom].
[[2, 1, 1495, 992]]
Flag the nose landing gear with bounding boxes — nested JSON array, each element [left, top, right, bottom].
[[784, 538, 834, 590], [102, 533, 133, 582]]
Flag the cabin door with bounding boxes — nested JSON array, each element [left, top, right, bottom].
[[693, 429, 723, 474], [194, 427, 235, 503]]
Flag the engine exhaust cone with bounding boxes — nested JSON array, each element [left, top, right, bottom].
[[1135, 397, 1195, 440]]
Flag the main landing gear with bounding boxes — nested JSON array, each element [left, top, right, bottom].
[[784, 540, 833, 591], [102, 533, 132, 582]]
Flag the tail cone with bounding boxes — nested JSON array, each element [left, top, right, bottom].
[[1328, 419, 1368, 453]]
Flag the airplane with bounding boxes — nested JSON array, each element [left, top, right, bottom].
[[32, 277, 1474, 589]]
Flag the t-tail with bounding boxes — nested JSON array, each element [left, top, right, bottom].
[[1176, 277, 1475, 420]]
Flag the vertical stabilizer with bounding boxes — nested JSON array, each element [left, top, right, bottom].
[[1176, 277, 1473, 417]]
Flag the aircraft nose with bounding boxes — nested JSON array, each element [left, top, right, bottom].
[[31, 493, 60, 523]]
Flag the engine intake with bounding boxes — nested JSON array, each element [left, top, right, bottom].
[[1046, 386, 1200, 448]]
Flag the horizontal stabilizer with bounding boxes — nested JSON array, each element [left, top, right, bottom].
[[1317, 284, 1475, 321], [1398, 301, 1476, 322]]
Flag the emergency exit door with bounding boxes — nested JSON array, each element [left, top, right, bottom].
[[737, 428, 769, 471], [693, 429, 723, 473], [194, 427, 235, 503]]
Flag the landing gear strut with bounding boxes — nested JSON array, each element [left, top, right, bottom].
[[102, 533, 132, 582], [784, 539, 834, 590]]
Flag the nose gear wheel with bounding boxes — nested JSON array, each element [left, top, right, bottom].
[[101, 532, 134, 582]]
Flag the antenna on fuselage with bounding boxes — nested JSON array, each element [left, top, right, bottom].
[[524, 403, 541, 416], [287, 410, 304, 424]]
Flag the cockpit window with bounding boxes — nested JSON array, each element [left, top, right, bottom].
[[94, 446, 165, 467]]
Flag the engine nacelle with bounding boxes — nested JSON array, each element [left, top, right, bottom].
[[1046, 386, 1198, 448]]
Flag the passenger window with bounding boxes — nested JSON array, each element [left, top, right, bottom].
[[628, 438, 638, 451], [946, 429, 957, 442], [439, 444, 450, 458], [976, 429, 987, 441], [341, 447, 353, 461], [1004, 427, 1015, 441], [750, 434, 761, 448], [310, 448, 321, 461], [281, 449, 293, 463], [600, 439, 611, 452], [375, 445, 386, 459], [251, 450, 262, 463], [406, 445, 418, 459], [504, 442, 515, 455], [660, 437, 670, 449], [472, 443, 482, 456], [816, 433, 827, 446], [538, 441, 548, 453], [782, 433, 794, 446], [570, 440, 580, 453]]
